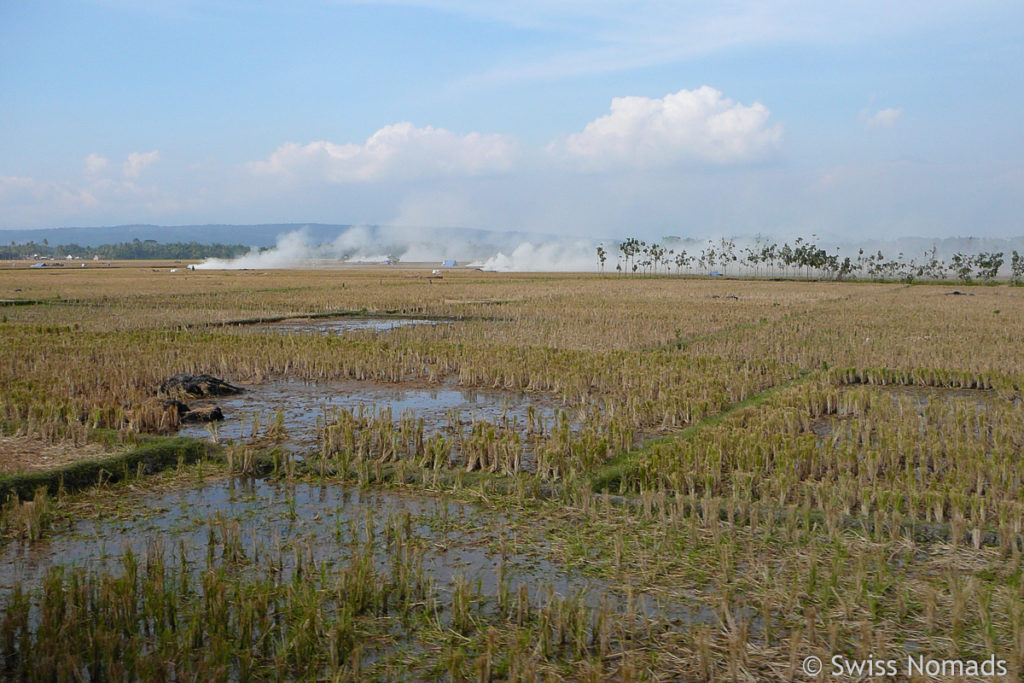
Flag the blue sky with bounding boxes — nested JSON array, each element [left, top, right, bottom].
[[1, 1, 1022, 239]]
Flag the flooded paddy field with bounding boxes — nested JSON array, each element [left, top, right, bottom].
[[0, 476, 716, 634], [236, 316, 447, 336], [873, 383, 1004, 406], [177, 378, 570, 464], [6, 268, 1024, 678], [808, 382, 1013, 439], [0, 479, 562, 598]]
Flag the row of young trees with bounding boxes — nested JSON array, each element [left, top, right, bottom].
[[597, 237, 1024, 284]]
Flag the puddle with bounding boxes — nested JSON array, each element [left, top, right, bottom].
[[179, 378, 565, 462], [0, 481, 485, 592], [874, 384, 998, 406], [809, 417, 836, 438], [808, 385, 1014, 447], [0, 479, 708, 624], [241, 317, 444, 335]]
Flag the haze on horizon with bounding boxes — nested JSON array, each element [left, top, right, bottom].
[[1, 1, 1022, 242]]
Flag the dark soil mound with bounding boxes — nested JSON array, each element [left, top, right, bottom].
[[181, 404, 225, 423], [159, 374, 243, 398], [160, 399, 189, 418]]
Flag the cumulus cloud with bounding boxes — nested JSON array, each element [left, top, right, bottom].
[[0, 175, 37, 198], [0, 175, 100, 225], [0, 174, 98, 208], [249, 122, 517, 183], [123, 150, 161, 179], [0, 169, 194, 227], [865, 107, 903, 128], [84, 153, 109, 175], [552, 86, 782, 169]]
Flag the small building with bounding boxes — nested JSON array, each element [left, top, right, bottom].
[[442, 259, 457, 267]]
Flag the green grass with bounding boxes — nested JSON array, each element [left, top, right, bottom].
[[0, 436, 215, 501], [591, 370, 814, 492]]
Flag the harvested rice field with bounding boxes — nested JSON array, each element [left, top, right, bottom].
[[2, 265, 1024, 680]]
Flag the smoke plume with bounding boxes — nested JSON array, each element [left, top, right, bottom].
[[195, 226, 603, 272]]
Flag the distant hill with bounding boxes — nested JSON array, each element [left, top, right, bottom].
[[0, 223, 562, 250], [0, 224, 358, 248]]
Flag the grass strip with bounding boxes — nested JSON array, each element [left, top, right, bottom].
[[590, 371, 815, 492], [0, 436, 216, 500]]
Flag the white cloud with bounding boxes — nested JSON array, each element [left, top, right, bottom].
[[0, 175, 100, 224], [0, 170, 191, 227], [418, 1, 1003, 86], [0, 175, 97, 208], [0, 175, 37, 198], [552, 86, 781, 169], [84, 153, 109, 175], [865, 107, 903, 128], [123, 150, 161, 179], [249, 122, 517, 183]]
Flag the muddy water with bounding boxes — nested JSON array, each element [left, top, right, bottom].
[[0, 479, 703, 623], [241, 317, 445, 335], [875, 384, 999, 406], [810, 385, 1007, 441], [0, 480, 498, 591], [179, 378, 562, 454]]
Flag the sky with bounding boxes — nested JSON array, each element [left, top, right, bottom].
[[1, 1, 1022, 240]]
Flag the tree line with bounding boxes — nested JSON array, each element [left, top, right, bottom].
[[597, 237, 1024, 284], [1, 239, 250, 261]]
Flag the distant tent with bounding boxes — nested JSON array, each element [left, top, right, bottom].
[[442, 260, 457, 267]]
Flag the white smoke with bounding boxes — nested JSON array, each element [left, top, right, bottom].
[[196, 227, 443, 269], [196, 230, 320, 269], [477, 241, 599, 272], [195, 226, 605, 271]]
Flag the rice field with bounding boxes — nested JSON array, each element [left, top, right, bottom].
[[1, 264, 1023, 680]]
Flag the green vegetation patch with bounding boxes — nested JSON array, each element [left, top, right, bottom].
[[0, 436, 214, 501]]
